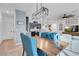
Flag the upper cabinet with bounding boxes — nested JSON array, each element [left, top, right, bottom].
[[63, 18, 78, 27], [61, 17, 79, 32]]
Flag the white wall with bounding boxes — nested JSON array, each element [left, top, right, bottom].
[[0, 11, 16, 42], [0, 8, 26, 43], [1, 12, 15, 39], [0, 4, 15, 40], [46, 18, 63, 32]]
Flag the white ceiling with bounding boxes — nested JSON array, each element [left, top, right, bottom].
[[15, 3, 79, 20], [0, 3, 79, 19]]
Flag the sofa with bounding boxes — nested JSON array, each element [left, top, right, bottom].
[[41, 32, 61, 48], [0, 39, 23, 56]]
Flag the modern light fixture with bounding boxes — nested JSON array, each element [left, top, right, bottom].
[[32, 3, 49, 19]]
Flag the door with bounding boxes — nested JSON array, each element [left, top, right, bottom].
[[1, 12, 15, 39]]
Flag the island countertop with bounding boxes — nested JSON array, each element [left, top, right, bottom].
[[62, 32, 79, 36]]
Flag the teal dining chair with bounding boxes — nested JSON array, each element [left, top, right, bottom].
[[20, 33, 48, 56]]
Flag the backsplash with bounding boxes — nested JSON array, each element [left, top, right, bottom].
[[64, 25, 79, 32]]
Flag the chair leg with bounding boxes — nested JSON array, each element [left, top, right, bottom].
[[22, 48, 25, 56]]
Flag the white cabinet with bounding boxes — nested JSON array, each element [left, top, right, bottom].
[[72, 36, 79, 53], [63, 49, 79, 56], [58, 49, 79, 56], [60, 35, 79, 56], [61, 35, 79, 53], [61, 34, 72, 50], [61, 34, 72, 43]]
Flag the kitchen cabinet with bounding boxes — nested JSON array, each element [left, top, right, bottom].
[[72, 36, 79, 53], [61, 34, 72, 50], [63, 49, 79, 56], [63, 18, 78, 27], [61, 34, 79, 52], [61, 34, 72, 43]]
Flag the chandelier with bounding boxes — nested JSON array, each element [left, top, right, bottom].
[[32, 3, 49, 19]]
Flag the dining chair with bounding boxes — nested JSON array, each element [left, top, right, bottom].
[[20, 33, 48, 56]]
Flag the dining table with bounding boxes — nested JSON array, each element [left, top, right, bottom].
[[33, 35, 69, 56]]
